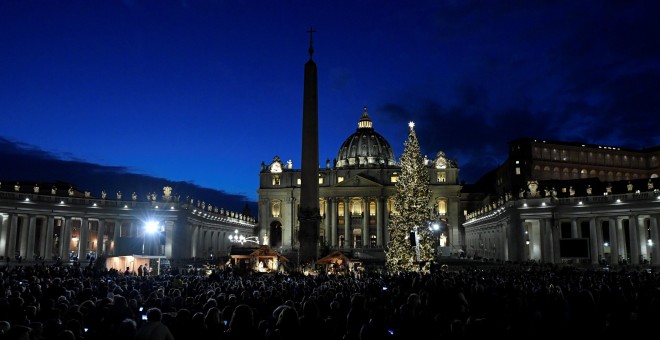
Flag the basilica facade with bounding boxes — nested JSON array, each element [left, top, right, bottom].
[[257, 107, 463, 261]]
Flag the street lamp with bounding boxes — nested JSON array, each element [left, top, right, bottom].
[[143, 220, 160, 255]]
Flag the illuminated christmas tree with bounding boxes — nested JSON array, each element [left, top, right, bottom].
[[385, 121, 434, 273]]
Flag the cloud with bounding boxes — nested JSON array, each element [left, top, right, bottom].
[[375, 1, 660, 183], [0, 137, 256, 215]]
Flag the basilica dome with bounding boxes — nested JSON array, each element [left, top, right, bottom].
[[335, 107, 397, 168]]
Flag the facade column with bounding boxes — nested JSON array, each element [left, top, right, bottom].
[[589, 218, 598, 264], [629, 215, 640, 265], [650, 214, 659, 266], [571, 219, 579, 238], [362, 197, 369, 248], [287, 197, 296, 249], [383, 200, 390, 244], [331, 198, 338, 247], [376, 197, 383, 247], [324, 199, 331, 247], [344, 197, 350, 249], [97, 220, 106, 255]]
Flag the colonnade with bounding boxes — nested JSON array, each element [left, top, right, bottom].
[[466, 213, 660, 266], [0, 213, 130, 260]]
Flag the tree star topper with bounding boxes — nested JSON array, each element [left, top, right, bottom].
[[408, 121, 415, 129]]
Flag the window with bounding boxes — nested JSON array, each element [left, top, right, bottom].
[[338, 202, 345, 217], [351, 199, 362, 215], [391, 172, 399, 182], [436, 198, 448, 215], [318, 176, 324, 184], [437, 171, 446, 183], [337, 176, 344, 183], [271, 200, 281, 218], [319, 199, 326, 218], [297, 178, 301, 185], [272, 175, 281, 186], [515, 167, 521, 175]]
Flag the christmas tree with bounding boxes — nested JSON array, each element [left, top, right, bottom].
[[385, 121, 434, 273]]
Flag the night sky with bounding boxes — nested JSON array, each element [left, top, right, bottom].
[[1, 0, 659, 207]]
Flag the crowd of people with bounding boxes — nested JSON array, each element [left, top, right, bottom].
[[0, 260, 658, 339]]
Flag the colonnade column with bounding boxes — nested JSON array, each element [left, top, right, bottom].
[[190, 225, 199, 257], [344, 198, 350, 249], [608, 218, 619, 265], [45, 216, 55, 259], [0, 215, 8, 257], [650, 215, 659, 266], [35, 217, 46, 259], [62, 218, 73, 259], [376, 197, 383, 247], [541, 219, 553, 263], [362, 197, 370, 247], [638, 216, 650, 261], [112, 220, 121, 256], [9, 214, 19, 259], [26, 215, 37, 259], [596, 219, 604, 262], [571, 219, 579, 238], [552, 222, 561, 263], [79, 218, 89, 259], [589, 218, 598, 264], [616, 218, 626, 260], [97, 220, 106, 255], [629, 215, 640, 265]]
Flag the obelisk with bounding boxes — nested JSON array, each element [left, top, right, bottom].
[[298, 27, 320, 265]]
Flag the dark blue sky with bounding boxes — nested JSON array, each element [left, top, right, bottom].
[[1, 0, 659, 204]]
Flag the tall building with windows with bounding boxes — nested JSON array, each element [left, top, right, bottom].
[[463, 138, 660, 266], [257, 107, 463, 262]]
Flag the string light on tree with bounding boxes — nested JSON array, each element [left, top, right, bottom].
[[385, 120, 434, 273]]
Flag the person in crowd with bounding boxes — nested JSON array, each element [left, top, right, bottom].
[[134, 308, 174, 340]]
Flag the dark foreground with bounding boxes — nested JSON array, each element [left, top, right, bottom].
[[0, 260, 658, 340]]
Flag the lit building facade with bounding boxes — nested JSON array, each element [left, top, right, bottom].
[[464, 138, 660, 266], [0, 185, 255, 263], [257, 107, 463, 261]]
